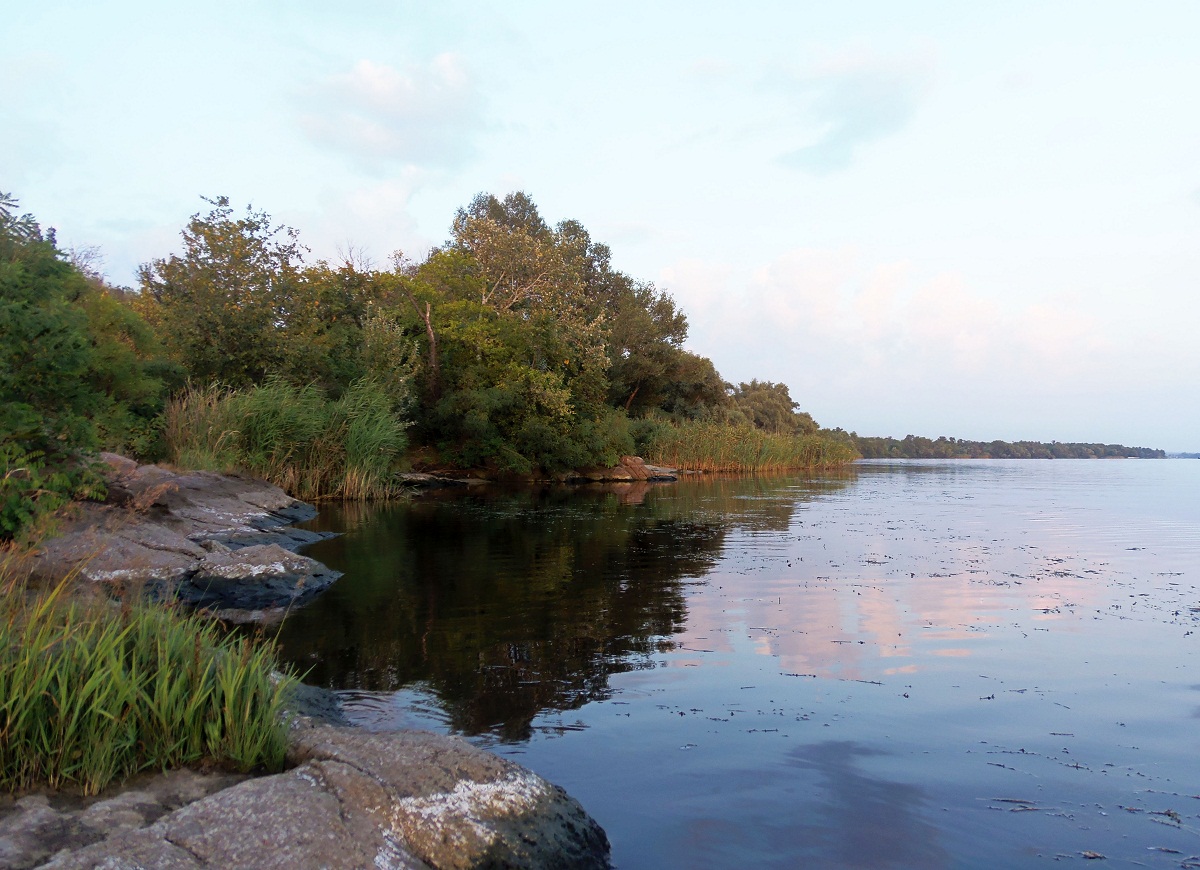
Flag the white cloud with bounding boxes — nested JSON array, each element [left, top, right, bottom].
[[771, 52, 932, 173], [663, 247, 1121, 427], [291, 173, 431, 267], [299, 54, 484, 170]]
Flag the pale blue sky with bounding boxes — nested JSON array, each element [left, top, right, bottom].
[[5, 1, 1198, 449]]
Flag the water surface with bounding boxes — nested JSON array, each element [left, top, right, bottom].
[[279, 460, 1200, 868]]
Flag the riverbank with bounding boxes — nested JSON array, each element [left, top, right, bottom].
[[2, 457, 611, 869], [1, 714, 609, 869]]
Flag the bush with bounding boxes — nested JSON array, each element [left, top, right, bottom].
[[1, 193, 175, 539]]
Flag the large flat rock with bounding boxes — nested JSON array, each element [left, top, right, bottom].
[[23, 456, 340, 623], [36, 725, 610, 870]]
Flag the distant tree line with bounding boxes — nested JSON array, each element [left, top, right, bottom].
[[849, 434, 1165, 459]]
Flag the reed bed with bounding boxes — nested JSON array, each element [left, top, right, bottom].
[[164, 378, 408, 501], [0, 581, 294, 795], [645, 421, 858, 472]]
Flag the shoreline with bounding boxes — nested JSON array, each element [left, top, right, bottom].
[[3, 456, 611, 870]]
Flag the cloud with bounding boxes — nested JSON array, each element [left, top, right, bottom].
[[291, 173, 430, 267], [773, 53, 931, 173], [664, 246, 1115, 407], [299, 54, 483, 170]]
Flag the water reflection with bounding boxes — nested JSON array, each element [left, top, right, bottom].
[[278, 477, 852, 739], [272, 461, 1200, 868]]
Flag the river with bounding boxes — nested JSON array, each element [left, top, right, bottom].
[[278, 459, 1200, 868]]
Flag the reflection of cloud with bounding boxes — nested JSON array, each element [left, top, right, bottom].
[[299, 54, 483, 169], [773, 53, 931, 173], [677, 517, 1097, 684], [680, 741, 949, 868]]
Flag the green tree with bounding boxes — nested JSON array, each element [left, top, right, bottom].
[[1, 192, 174, 537], [136, 197, 307, 387], [729, 380, 818, 435]]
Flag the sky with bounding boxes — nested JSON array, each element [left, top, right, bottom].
[[4, 1, 1198, 450]]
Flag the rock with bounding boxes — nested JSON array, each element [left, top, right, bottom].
[[0, 770, 248, 870], [621, 456, 678, 482], [38, 726, 610, 870], [288, 728, 610, 870], [170, 544, 342, 612], [282, 681, 352, 727], [564, 455, 678, 484], [396, 473, 490, 489], [24, 458, 341, 624], [30, 510, 209, 587]]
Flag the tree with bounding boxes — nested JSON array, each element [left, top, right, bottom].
[[135, 197, 307, 387], [729, 380, 818, 435], [1, 193, 174, 537]]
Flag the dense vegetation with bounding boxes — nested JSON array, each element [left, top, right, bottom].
[[0, 580, 293, 794], [0, 193, 180, 539], [850, 434, 1165, 459], [1, 189, 853, 542]]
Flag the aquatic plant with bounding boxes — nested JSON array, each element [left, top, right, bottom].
[[644, 420, 858, 472], [164, 377, 408, 500], [0, 579, 294, 795]]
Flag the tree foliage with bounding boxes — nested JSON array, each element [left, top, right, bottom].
[[1, 192, 176, 538], [729, 380, 819, 436], [851, 434, 1165, 459], [135, 197, 309, 388]]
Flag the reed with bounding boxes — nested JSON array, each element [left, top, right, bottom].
[[0, 580, 294, 795], [644, 420, 858, 472], [164, 377, 408, 501]]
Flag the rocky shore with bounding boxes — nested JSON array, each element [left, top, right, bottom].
[[3, 457, 613, 869], [22, 454, 343, 624], [1, 716, 610, 869]]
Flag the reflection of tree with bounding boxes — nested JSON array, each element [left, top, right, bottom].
[[274, 475, 854, 740]]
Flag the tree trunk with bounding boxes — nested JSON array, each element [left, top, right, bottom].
[[404, 289, 440, 400]]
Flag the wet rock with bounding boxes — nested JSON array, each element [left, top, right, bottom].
[[282, 681, 352, 727], [170, 544, 342, 612], [37, 726, 610, 870]]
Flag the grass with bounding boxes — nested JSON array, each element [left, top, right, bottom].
[[0, 578, 295, 795], [644, 420, 859, 472], [163, 377, 408, 501]]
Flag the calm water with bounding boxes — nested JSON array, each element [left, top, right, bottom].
[[278, 460, 1200, 869]]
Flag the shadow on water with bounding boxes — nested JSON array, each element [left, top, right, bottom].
[[275, 474, 854, 740]]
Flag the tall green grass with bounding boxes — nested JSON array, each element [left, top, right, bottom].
[[0, 581, 294, 795], [164, 377, 408, 500], [644, 420, 858, 472]]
